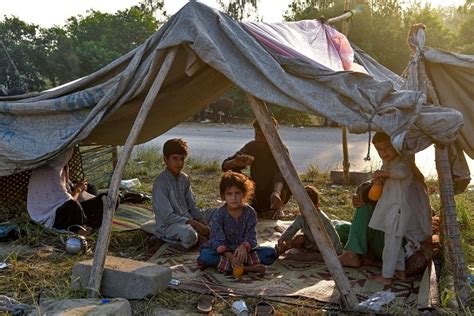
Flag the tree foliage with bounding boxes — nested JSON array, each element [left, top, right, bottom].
[[65, 6, 161, 78], [0, 3, 164, 92], [217, 0, 259, 21]]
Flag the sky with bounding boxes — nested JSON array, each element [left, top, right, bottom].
[[1, 0, 466, 27]]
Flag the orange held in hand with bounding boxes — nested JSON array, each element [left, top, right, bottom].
[[368, 183, 383, 201], [233, 265, 244, 278]]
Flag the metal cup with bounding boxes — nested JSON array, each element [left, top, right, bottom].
[[231, 300, 249, 316]]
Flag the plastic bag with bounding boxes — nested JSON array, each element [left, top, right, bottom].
[[357, 291, 396, 312]]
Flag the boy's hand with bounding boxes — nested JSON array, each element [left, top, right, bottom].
[[187, 220, 210, 237], [234, 244, 248, 265], [352, 195, 364, 208]]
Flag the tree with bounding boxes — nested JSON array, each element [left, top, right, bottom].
[[65, 6, 162, 77], [0, 16, 48, 92], [217, 0, 259, 21], [456, 5, 474, 54], [35, 26, 80, 86], [404, 4, 456, 52]]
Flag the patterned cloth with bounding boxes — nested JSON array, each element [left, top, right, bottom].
[[208, 205, 257, 252], [198, 246, 277, 274], [198, 204, 277, 273]]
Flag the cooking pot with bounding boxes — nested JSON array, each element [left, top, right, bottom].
[[65, 235, 87, 255]]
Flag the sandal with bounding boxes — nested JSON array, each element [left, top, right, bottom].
[[197, 293, 215, 313], [254, 301, 275, 315]]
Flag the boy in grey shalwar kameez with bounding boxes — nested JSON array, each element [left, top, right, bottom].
[[368, 133, 432, 285], [152, 139, 210, 249]]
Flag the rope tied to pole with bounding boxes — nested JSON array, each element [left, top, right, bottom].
[[364, 112, 377, 161]]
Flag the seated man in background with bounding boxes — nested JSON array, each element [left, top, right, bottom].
[[152, 138, 210, 250], [222, 118, 291, 219]]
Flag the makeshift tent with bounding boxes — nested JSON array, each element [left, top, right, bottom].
[[0, 1, 469, 308]]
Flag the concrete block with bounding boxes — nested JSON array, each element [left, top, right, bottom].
[[32, 298, 131, 316], [330, 170, 372, 185], [71, 256, 171, 299]]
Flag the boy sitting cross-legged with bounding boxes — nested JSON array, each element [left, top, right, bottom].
[[277, 185, 343, 257], [152, 138, 210, 250]]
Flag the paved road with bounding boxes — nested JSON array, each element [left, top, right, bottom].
[[142, 123, 473, 181]]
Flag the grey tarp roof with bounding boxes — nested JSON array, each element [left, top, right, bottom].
[[423, 47, 474, 159], [0, 1, 464, 176]]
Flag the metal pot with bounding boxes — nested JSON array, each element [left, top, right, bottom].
[[65, 235, 87, 255]]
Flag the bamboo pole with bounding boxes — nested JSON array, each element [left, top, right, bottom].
[[246, 94, 358, 310], [87, 47, 178, 298]]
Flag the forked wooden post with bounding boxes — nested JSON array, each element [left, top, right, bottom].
[[422, 68, 470, 304], [328, 1, 353, 185], [246, 94, 358, 309], [434, 146, 470, 303], [87, 47, 178, 298]]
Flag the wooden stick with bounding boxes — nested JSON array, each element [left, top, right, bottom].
[[327, 10, 355, 25], [341, 0, 351, 185], [246, 94, 358, 310], [87, 47, 178, 298]]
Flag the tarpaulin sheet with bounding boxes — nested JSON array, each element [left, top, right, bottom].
[[0, 1, 464, 176]]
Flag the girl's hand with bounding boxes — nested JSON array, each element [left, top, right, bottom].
[[373, 170, 389, 180], [73, 181, 88, 194], [231, 256, 241, 269], [234, 244, 248, 265]]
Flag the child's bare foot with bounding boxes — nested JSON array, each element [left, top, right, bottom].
[[338, 251, 361, 268], [369, 274, 393, 285], [244, 263, 266, 275], [394, 270, 406, 280]]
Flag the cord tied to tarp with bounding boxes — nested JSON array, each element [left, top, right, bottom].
[[364, 112, 377, 161]]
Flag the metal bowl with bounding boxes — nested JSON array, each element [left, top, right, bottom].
[[65, 235, 87, 255]]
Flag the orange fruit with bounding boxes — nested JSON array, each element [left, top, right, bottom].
[[368, 183, 383, 201], [233, 265, 244, 278]]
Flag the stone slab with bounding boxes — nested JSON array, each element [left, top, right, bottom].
[[32, 298, 131, 316], [71, 256, 171, 299], [330, 170, 372, 185]]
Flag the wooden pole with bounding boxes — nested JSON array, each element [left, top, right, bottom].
[[87, 47, 178, 298], [327, 9, 355, 25], [341, 0, 351, 185], [421, 63, 470, 304], [434, 146, 470, 303], [112, 146, 118, 170], [246, 94, 358, 309]]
